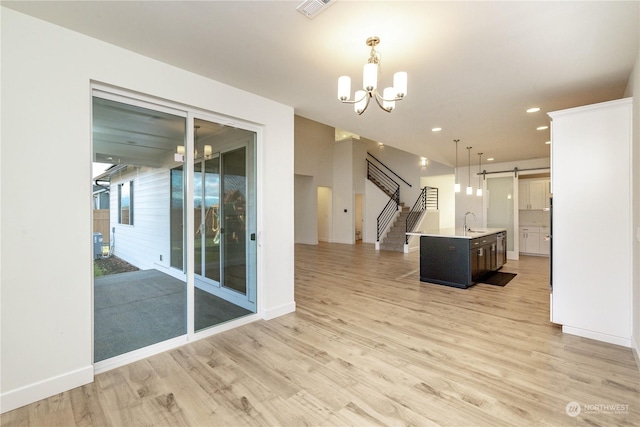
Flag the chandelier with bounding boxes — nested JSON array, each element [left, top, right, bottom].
[[337, 37, 407, 115]]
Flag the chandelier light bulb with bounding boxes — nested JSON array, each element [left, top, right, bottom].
[[393, 72, 407, 98], [454, 183, 461, 193], [354, 90, 367, 114], [338, 76, 351, 101], [363, 63, 378, 91]]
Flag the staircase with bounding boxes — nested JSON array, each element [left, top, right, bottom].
[[379, 204, 410, 252]]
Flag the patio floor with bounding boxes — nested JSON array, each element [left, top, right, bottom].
[[94, 269, 252, 362]]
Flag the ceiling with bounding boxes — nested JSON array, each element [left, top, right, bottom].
[[5, 1, 639, 167]]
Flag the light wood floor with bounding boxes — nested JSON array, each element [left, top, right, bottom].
[[3, 243, 639, 426]]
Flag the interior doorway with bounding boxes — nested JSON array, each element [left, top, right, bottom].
[[317, 186, 332, 242], [484, 174, 518, 260], [355, 194, 363, 242]]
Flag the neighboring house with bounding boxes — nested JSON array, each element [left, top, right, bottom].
[[92, 184, 109, 209]]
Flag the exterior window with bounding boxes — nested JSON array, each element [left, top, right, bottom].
[[118, 181, 133, 225]]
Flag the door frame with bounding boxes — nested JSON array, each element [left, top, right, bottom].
[[91, 83, 262, 374], [482, 172, 520, 260]]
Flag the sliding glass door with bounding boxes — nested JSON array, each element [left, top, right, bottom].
[[484, 174, 518, 260], [192, 118, 256, 331], [93, 89, 258, 366]]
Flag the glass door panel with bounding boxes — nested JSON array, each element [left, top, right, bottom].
[[486, 175, 517, 259], [192, 118, 256, 332], [203, 156, 221, 282], [222, 147, 247, 294]]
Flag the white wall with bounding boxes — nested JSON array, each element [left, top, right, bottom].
[[623, 35, 640, 363], [421, 174, 456, 229], [294, 175, 317, 245], [1, 7, 295, 412]]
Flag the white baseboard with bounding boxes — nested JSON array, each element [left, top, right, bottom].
[[263, 301, 296, 320], [0, 365, 93, 414], [562, 326, 632, 348], [632, 337, 640, 373]]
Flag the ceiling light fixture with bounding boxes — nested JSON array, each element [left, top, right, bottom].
[[338, 37, 407, 115], [454, 139, 461, 193], [537, 125, 549, 130], [466, 146, 473, 195], [432, 127, 442, 132], [476, 153, 483, 197], [526, 107, 541, 113], [487, 157, 494, 161]]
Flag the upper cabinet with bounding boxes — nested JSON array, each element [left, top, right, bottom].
[[518, 179, 550, 210]]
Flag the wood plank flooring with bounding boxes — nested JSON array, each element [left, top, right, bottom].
[[2, 242, 639, 426]]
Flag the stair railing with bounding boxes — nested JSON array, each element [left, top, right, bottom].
[[367, 160, 400, 199], [377, 187, 400, 242], [405, 186, 439, 243], [367, 152, 412, 188]]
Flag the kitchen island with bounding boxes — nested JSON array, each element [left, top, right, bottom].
[[407, 228, 507, 288]]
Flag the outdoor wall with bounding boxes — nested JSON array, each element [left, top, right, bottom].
[[1, 7, 295, 413]]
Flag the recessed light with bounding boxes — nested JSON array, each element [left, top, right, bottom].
[[545, 141, 551, 145], [526, 107, 541, 113], [431, 127, 442, 132], [486, 157, 494, 161], [537, 126, 548, 130]]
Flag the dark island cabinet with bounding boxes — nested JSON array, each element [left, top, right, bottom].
[[420, 232, 502, 288]]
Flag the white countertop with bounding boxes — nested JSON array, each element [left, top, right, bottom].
[[406, 227, 507, 239]]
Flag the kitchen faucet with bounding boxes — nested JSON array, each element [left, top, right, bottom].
[[464, 211, 476, 232]]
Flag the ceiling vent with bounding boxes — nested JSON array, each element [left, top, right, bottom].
[[297, 0, 334, 19]]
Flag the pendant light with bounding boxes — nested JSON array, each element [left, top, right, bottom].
[[454, 139, 461, 193], [476, 153, 483, 197], [466, 146, 473, 195]]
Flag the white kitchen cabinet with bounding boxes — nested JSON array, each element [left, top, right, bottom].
[[519, 226, 541, 254], [518, 179, 550, 210], [549, 98, 632, 347]]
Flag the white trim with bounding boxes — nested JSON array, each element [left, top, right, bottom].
[[0, 366, 93, 414], [90, 83, 269, 368], [632, 337, 640, 373], [263, 301, 296, 320], [562, 326, 632, 348]]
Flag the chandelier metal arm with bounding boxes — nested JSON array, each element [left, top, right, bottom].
[[372, 91, 392, 113]]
